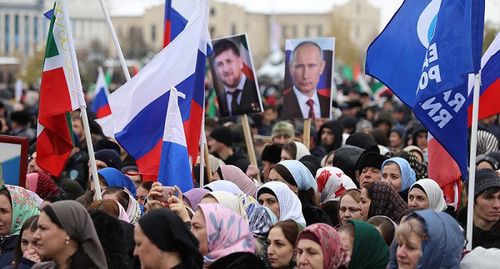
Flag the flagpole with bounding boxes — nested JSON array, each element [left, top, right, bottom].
[[199, 127, 206, 187], [60, 0, 103, 200], [97, 0, 132, 81], [466, 72, 481, 251]]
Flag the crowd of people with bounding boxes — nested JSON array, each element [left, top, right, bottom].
[[1, 81, 500, 269]]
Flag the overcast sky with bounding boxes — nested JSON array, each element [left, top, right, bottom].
[[110, 0, 500, 30]]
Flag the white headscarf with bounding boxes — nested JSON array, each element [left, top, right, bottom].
[[294, 141, 310, 160], [256, 181, 306, 227], [410, 178, 447, 211]]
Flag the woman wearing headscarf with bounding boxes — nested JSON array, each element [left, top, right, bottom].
[[248, 206, 278, 269], [360, 181, 410, 224], [315, 167, 357, 204], [281, 142, 310, 161], [338, 220, 389, 269], [257, 181, 306, 227], [269, 160, 331, 225], [191, 203, 264, 268], [183, 188, 209, 211], [32, 200, 107, 269], [25, 172, 60, 199], [102, 187, 142, 224], [204, 180, 244, 196], [201, 191, 248, 220], [135, 208, 203, 269], [381, 157, 416, 199], [296, 223, 348, 269], [98, 167, 137, 197], [218, 165, 258, 197], [393, 209, 464, 269], [407, 178, 447, 211], [0, 185, 40, 267]]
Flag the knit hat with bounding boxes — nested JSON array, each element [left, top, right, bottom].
[[271, 121, 294, 139], [474, 169, 500, 198], [476, 154, 500, 170], [261, 143, 282, 164], [210, 127, 234, 147], [356, 151, 388, 172], [95, 149, 122, 170]]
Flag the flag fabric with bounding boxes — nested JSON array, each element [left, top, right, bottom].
[[37, 0, 86, 177], [109, 0, 210, 181], [163, 0, 211, 177], [467, 33, 500, 124], [91, 67, 111, 119], [158, 88, 192, 191], [366, 0, 485, 182], [238, 38, 255, 80]]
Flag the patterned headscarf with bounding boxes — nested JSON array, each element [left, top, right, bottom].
[[366, 181, 410, 223], [4, 185, 40, 235], [315, 167, 357, 203], [257, 181, 306, 227], [248, 205, 278, 237], [220, 165, 258, 197], [297, 223, 348, 269], [197, 203, 255, 265], [26, 172, 60, 199], [382, 157, 416, 192], [279, 160, 318, 191]]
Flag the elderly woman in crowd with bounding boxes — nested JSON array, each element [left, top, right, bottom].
[[338, 189, 363, 225], [0, 185, 40, 267]]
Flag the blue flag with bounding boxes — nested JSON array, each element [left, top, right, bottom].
[[366, 0, 484, 180]]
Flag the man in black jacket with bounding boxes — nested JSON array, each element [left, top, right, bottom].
[[208, 126, 249, 172]]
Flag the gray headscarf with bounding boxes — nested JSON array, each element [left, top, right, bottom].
[[47, 200, 107, 269]]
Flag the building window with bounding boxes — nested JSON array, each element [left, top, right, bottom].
[[210, 7, 216, 16], [14, 15, 19, 50], [209, 26, 216, 36], [291, 25, 297, 37], [282, 25, 288, 39], [33, 16, 38, 47], [5, 15, 10, 53], [317, 25, 323, 36], [151, 24, 156, 43], [24, 15, 29, 54], [305, 25, 311, 37], [231, 23, 236, 35]]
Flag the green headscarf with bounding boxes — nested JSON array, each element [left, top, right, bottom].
[[348, 220, 389, 269], [5, 185, 40, 235]]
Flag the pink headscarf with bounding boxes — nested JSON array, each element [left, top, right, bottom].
[[220, 165, 258, 197], [197, 203, 255, 265], [26, 172, 60, 199], [297, 223, 348, 269], [114, 200, 130, 223]]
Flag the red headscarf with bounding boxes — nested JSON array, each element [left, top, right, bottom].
[[26, 172, 60, 199]]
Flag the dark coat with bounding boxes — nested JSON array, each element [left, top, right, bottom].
[[0, 235, 18, 268], [222, 148, 250, 172], [280, 88, 330, 119], [219, 79, 261, 117]]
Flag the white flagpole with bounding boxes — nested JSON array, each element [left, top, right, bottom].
[[61, 0, 102, 199], [466, 72, 481, 251], [199, 127, 206, 188], [97, 0, 132, 81]]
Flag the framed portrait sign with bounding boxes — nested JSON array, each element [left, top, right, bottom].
[[281, 37, 335, 120], [0, 135, 29, 187], [208, 33, 263, 118]]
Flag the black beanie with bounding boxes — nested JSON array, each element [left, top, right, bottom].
[[356, 151, 388, 172], [95, 149, 122, 170], [210, 127, 234, 147], [261, 144, 282, 164], [474, 169, 500, 198], [346, 132, 379, 152]]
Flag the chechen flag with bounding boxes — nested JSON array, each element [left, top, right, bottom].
[[158, 87, 193, 191], [37, 0, 86, 177]]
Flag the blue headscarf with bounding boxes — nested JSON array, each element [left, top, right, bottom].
[[97, 167, 137, 197], [382, 157, 416, 192], [279, 160, 317, 191], [390, 209, 464, 269]]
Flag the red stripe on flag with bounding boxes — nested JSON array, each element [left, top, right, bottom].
[[467, 79, 500, 126], [136, 140, 163, 181], [164, 20, 171, 47], [96, 104, 112, 119], [428, 138, 461, 206], [184, 101, 203, 165], [242, 64, 255, 81], [317, 88, 330, 98], [39, 67, 72, 117]]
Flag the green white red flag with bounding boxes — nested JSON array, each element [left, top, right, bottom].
[[37, 0, 86, 177]]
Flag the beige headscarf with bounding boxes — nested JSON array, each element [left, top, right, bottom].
[[205, 191, 248, 220], [47, 200, 107, 269]]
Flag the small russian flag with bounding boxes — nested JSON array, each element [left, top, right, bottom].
[[91, 67, 111, 119]]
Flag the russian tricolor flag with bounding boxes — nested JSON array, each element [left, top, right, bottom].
[[164, 0, 211, 176], [158, 87, 192, 191], [91, 67, 111, 119], [108, 0, 210, 181]]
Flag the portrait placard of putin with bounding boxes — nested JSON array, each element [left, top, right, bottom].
[[281, 37, 335, 119], [209, 34, 263, 118]]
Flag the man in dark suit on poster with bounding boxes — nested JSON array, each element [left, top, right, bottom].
[[281, 41, 331, 119], [213, 39, 261, 117]]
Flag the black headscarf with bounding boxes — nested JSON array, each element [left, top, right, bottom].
[[138, 208, 203, 269], [317, 120, 344, 152]]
